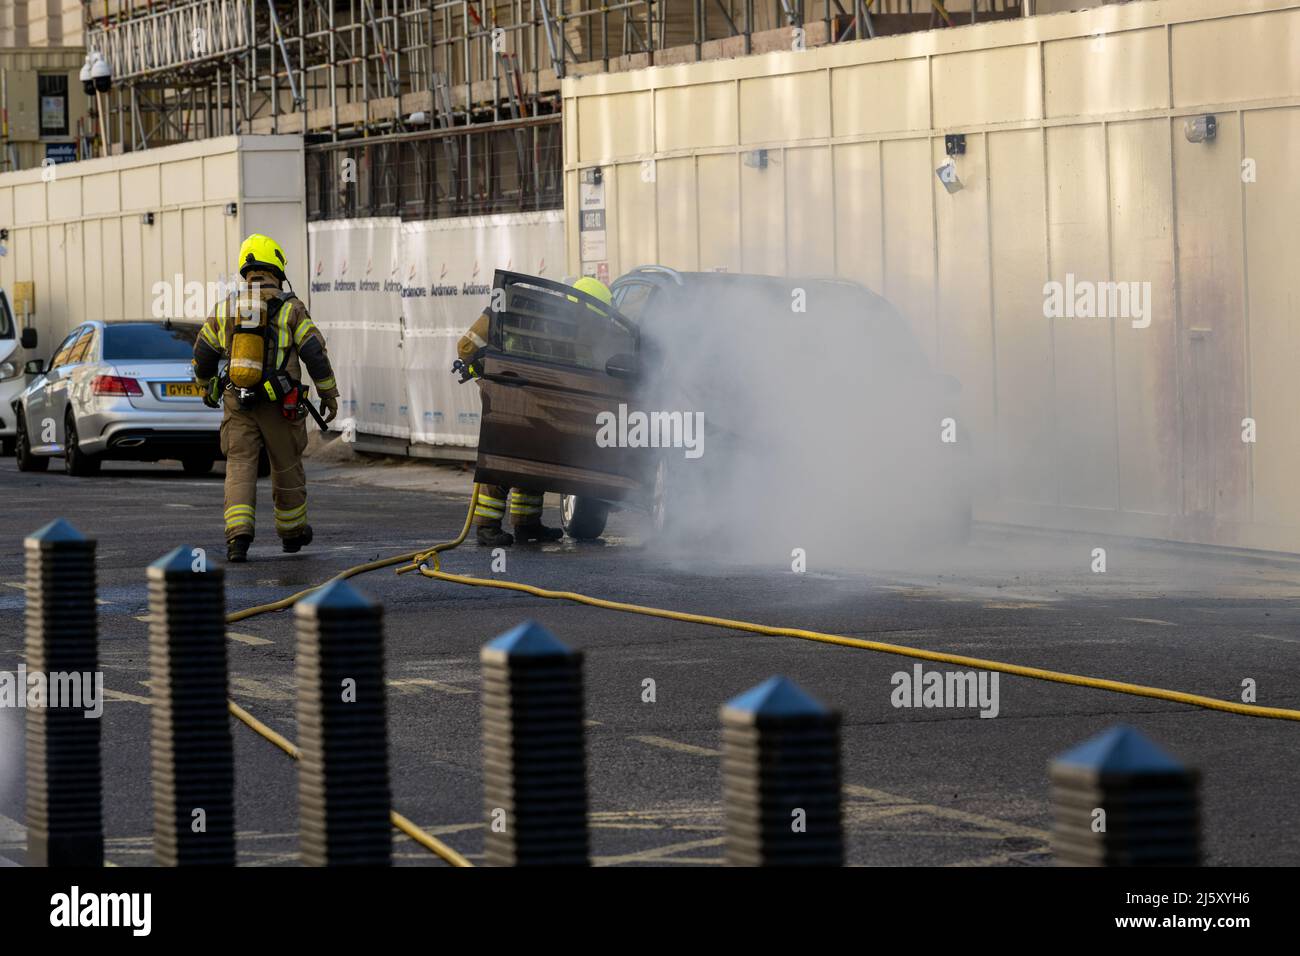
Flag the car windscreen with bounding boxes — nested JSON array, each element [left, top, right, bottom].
[[0, 292, 13, 339], [102, 323, 199, 361]]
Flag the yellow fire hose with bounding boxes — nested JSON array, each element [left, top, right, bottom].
[[220, 486, 482, 867], [223, 479, 1300, 867], [397, 485, 1300, 724]]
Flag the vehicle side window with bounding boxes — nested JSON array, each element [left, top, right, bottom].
[[496, 285, 636, 372], [66, 326, 96, 365], [48, 328, 85, 370], [612, 282, 656, 322]]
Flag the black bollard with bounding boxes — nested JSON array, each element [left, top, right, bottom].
[[24, 518, 103, 866], [1051, 724, 1200, 866], [481, 621, 588, 865], [148, 545, 235, 865], [295, 579, 391, 865], [721, 676, 843, 866]]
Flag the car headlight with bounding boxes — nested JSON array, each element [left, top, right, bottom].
[[0, 360, 18, 382]]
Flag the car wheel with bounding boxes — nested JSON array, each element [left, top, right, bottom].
[[64, 414, 101, 477], [15, 419, 49, 473], [561, 494, 609, 540], [182, 456, 215, 476]]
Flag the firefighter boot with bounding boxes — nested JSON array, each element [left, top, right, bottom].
[[282, 525, 313, 553], [477, 525, 515, 547], [227, 535, 252, 563], [508, 489, 560, 542], [514, 523, 564, 543]]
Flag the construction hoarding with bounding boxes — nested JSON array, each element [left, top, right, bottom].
[[307, 210, 565, 454]]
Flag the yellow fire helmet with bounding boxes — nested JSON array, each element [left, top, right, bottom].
[[572, 275, 612, 307], [237, 233, 288, 281]]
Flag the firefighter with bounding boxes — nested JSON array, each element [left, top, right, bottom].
[[192, 234, 340, 563], [456, 275, 614, 547]]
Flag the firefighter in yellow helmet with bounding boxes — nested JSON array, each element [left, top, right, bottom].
[[191, 234, 340, 562], [456, 275, 613, 546]]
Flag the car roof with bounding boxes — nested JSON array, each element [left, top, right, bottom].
[[615, 265, 883, 298], [613, 266, 900, 315]]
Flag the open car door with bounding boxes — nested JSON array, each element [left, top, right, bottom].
[[473, 271, 647, 503]]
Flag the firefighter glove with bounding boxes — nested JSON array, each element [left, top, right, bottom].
[[321, 394, 338, 423], [201, 378, 222, 409]]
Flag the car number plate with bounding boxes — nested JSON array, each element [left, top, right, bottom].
[[163, 382, 203, 398]]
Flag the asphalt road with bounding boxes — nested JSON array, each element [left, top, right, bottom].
[[1, 449, 1298, 866]]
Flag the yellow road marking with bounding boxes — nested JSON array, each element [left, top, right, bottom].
[[842, 784, 1049, 842], [103, 688, 152, 706], [228, 631, 273, 647], [630, 735, 722, 757], [595, 836, 726, 866], [228, 676, 294, 701], [387, 677, 471, 696]]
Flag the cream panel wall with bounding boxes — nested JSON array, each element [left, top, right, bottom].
[[931, 45, 1042, 128], [1107, 119, 1178, 519], [932, 133, 994, 446], [881, 138, 935, 359], [0, 136, 306, 355], [655, 157, 699, 271], [783, 148, 833, 278], [1243, 108, 1300, 530], [739, 151, 785, 276], [987, 128, 1055, 509], [831, 142, 883, 290], [831, 60, 929, 137], [562, 0, 1300, 552], [739, 71, 830, 144], [696, 154, 740, 274], [1045, 123, 1117, 513], [656, 83, 737, 151]]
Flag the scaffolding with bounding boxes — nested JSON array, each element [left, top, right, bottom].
[[80, 0, 1022, 219]]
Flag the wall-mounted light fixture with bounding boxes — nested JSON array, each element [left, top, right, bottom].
[[0, 228, 8, 242], [581, 167, 602, 186], [945, 134, 967, 157], [223, 202, 238, 217], [743, 149, 769, 170], [1184, 114, 1217, 144], [141, 212, 155, 226]]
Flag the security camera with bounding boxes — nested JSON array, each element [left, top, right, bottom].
[[90, 52, 113, 92]]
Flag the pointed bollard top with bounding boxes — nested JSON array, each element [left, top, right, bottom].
[[1053, 725, 1184, 775], [26, 518, 88, 547], [722, 676, 828, 725], [296, 579, 375, 616], [482, 620, 571, 662], [149, 545, 202, 577]]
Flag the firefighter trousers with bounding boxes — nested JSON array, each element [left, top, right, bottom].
[[220, 400, 309, 543], [474, 485, 546, 528]]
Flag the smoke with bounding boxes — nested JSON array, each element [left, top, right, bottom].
[[635, 275, 972, 571]]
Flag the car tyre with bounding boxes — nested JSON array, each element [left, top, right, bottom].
[[561, 494, 609, 540], [14, 418, 48, 473], [64, 414, 101, 477], [182, 455, 216, 476]]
